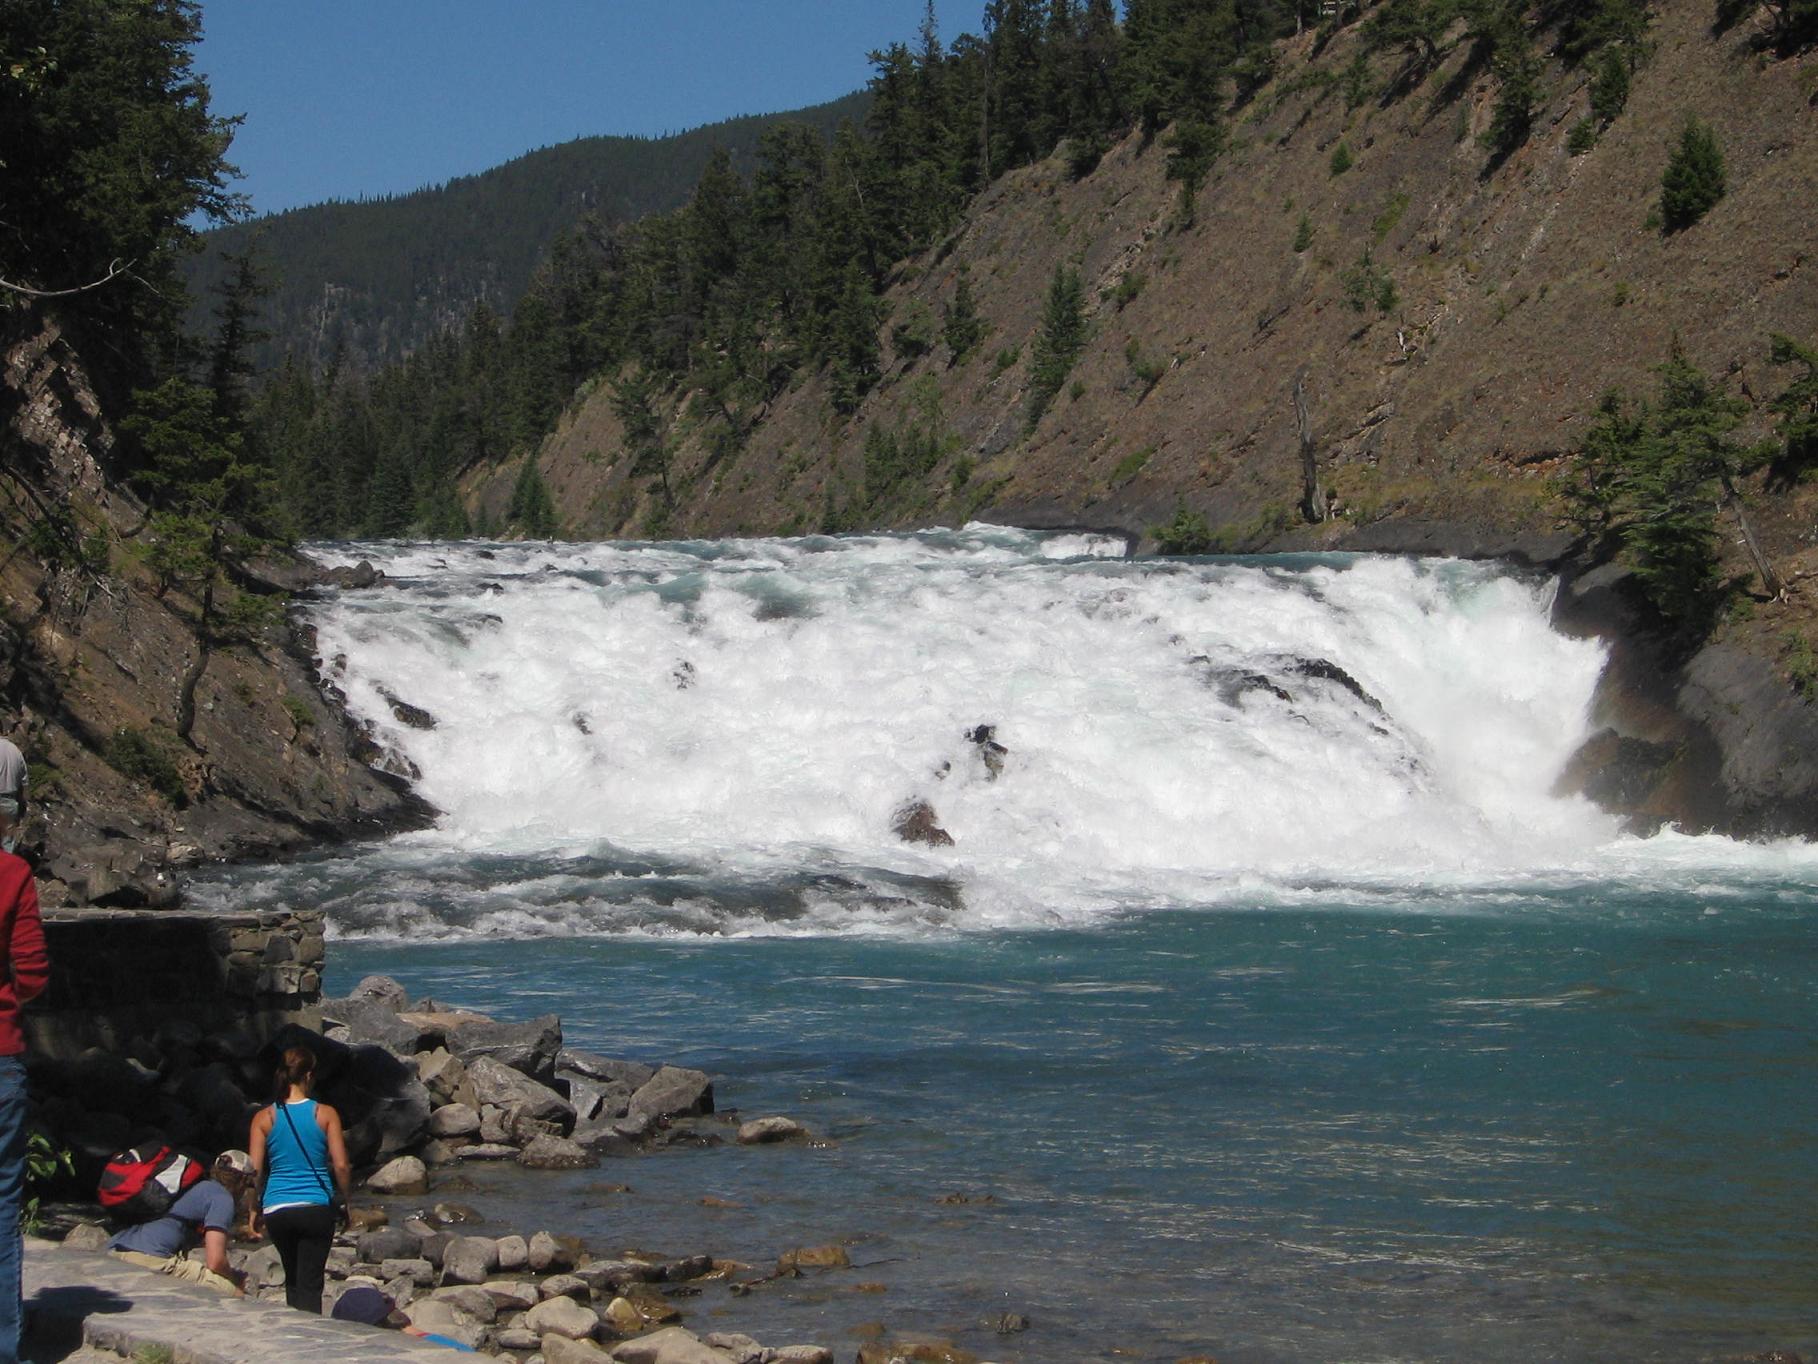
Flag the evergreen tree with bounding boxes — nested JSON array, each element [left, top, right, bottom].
[[1026, 262, 1088, 431], [506, 454, 559, 537], [943, 266, 987, 363], [1766, 333, 1818, 484], [1660, 116, 1725, 232]]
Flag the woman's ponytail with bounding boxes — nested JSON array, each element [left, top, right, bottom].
[[273, 1044, 316, 1101]]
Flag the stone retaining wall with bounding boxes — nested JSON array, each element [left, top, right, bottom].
[[25, 908, 323, 1061]]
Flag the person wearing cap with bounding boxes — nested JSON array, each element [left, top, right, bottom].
[[331, 1286, 477, 1351], [0, 788, 47, 1364], [107, 1151, 253, 1295]]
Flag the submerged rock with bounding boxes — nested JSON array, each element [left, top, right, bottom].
[[892, 799, 954, 847]]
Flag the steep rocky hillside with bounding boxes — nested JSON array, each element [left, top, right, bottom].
[[466, 3, 1818, 834], [1, 308, 426, 906]]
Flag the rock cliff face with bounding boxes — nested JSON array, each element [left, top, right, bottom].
[[462, 3, 1817, 837], [1, 307, 427, 905]]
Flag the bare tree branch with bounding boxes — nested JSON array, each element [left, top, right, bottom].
[[0, 258, 137, 299]]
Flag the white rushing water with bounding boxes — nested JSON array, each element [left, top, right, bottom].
[[260, 524, 1759, 938]]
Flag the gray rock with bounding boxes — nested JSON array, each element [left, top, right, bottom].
[[528, 1230, 573, 1273], [539, 1273, 589, 1301], [737, 1115, 805, 1144], [525, 1294, 599, 1340], [627, 1066, 714, 1121], [496, 1327, 543, 1351], [418, 1137, 465, 1166], [495, 1233, 529, 1273], [439, 1234, 499, 1286], [611, 1111, 655, 1141], [429, 1102, 482, 1139], [320, 996, 421, 1053], [573, 1259, 663, 1291], [517, 1134, 598, 1170], [449, 1014, 563, 1082], [608, 1327, 740, 1364], [61, 1223, 110, 1252], [483, 1281, 540, 1312], [557, 1048, 655, 1091], [703, 1335, 766, 1364], [467, 1056, 575, 1132], [366, 1154, 429, 1195], [378, 1257, 436, 1286], [432, 1283, 499, 1324], [347, 974, 410, 1011], [663, 1254, 713, 1282], [546, 1338, 616, 1364], [418, 1049, 479, 1108], [559, 1071, 633, 1125], [357, 1227, 422, 1263], [479, 1103, 511, 1144], [769, 1349, 835, 1364], [457, 1142, 519, 1161]]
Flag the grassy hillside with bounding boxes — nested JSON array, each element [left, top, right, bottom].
[[183, 92, 869, 374]]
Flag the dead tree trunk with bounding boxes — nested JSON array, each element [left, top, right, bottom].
[[1294, 368, 1327, 524], [1720, 472, 1784, 600]]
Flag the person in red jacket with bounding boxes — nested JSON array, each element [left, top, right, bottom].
[[0, 793, 48, 1364]]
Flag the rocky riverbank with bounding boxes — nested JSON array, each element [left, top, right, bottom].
[[36, 974, 989, 1364]]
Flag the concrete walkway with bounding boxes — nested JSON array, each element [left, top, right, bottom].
[[23, 1238, 462, 1363]]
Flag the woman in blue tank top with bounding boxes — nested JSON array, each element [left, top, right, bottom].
[[248, 1044, 351, 1313]]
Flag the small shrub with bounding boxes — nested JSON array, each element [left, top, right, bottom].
[[1109, 445, 1154, 487], [1567, 117, 1598, 155], [1784, 630, 1818, 703], [1111, 271, 1147, 310], [1329, 140, 1355, 175], [1589, 47, 1630, 125], [105, 727, 187, 806], [1341, 251, 1398, 314], [1342, 51, 1375, 110], [1069, 379, 1087, 401], [993, 345, 1021, 375], [282, 696, 315, 732], [1292, 212, 1314, 253], [1152, 502, 1215, 555], [890, 301, 937, 360], [1371, 191, 1410, 243], [1125, 339, 1168, 396]]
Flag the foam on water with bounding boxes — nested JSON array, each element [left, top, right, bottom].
[[201, 527, 1817, 938]]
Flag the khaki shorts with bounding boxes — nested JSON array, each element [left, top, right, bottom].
[[109, 1249, 241, 1296]]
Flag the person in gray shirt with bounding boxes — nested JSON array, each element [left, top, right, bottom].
[[0, 740, 23, 845]]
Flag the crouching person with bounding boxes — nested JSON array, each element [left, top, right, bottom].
[[107, 1151, 254, 1295]]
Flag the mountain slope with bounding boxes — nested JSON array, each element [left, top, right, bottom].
[[183, 92, 869, 374]]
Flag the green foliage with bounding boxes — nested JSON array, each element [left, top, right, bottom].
[[1125, 338, 1168, 396], [1026, 264, 1088, 431], [891, 300, 938, 360], [281, 695, 315, 732], [1291, 212, 1314, 253], [132, 1347, 177, 1364], [1660, 116, 1725, 232], [1363, 0, 1457, 78], [1371, 192, 1410, 243], [507, 456, 560, 537], [1329, 139, 1355, 175], [23, 1130, 73, 1235], [1567, 118, 1598, 155], [1152, 501, 1215, 554], [1783, 630, 1818, 703], [1560, 353, 1772, 630], [1341, 51, 1376, 110], [1767, 332, 1818, 483], [1111, 271, 1147, 310], [0, 0, 243, 399], [943, 267, 987, 362], [1481, 34, 1543, 158], [1341, 251, 1398, 313], [862, 413, 947, 515], [994, 344, 1022, 375], [1164, 117, 1226, 228], [1588, 47, 1631, 124], [1109, 444, 1154, 486], [105, 727, 187, 806]]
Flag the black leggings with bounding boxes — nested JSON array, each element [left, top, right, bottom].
[[264, 1204, 336, 1313]]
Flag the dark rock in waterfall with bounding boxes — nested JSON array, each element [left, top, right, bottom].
[[448, 1014, 563, 1083], [1554, 729, 1682, 835], [377, 687, 438, 731], [572, 713, 592, 734], [672, 660, 697, 690], [1199, 659, 1293, 707], [967, 724, 1008, 779], [1288, 658, 1384, 712], [324, 560, 384, 590], [892, 799, 954, 847]]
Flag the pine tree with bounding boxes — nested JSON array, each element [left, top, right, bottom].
[[1026, 263, 1088, 431], [1660, 116, 1725, 232], [943, 266, 987, 363]]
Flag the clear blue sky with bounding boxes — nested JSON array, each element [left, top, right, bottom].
[[194, 0, 951, 218]]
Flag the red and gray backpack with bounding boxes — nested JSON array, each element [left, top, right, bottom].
[[97, 1145, 205, 1224]]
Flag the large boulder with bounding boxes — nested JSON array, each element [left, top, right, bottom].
[[627, 1067, 714, 1122], [609, 1327, 743, 1364], [319, 996, 421, 1054], [331, 1045, 434, 1164], [557, 1049, 655, 1091], [466, 1056, 575, 1133], [439, 1235, 499, 1286], [346, 974, 410, 1011], [417, 1049, 480, 1109], [448, 1014, 563, 1083], [365, 1155, 429, 1195], [525, 1294, 600, 1340], [517, 1134, 598, 1170], [429, 1103, 481, 1139], [559, 1071, 634, 1125], [357, 1227, 423, 1264]]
